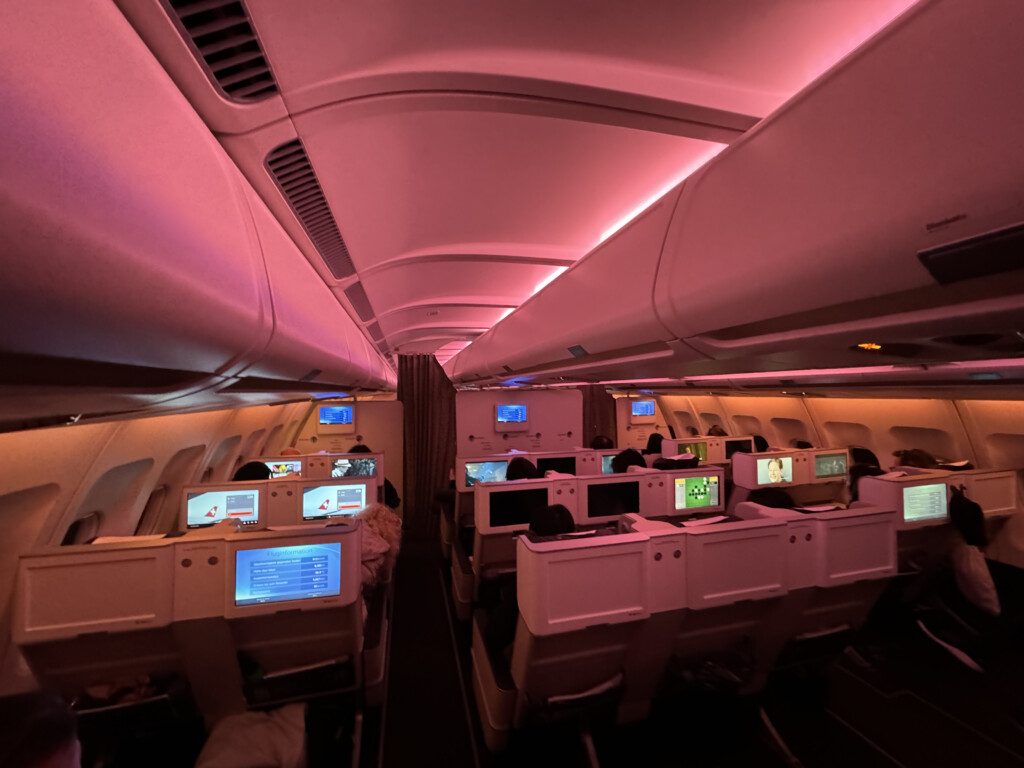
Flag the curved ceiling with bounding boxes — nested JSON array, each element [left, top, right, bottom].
[[118, 0, 920, 367]]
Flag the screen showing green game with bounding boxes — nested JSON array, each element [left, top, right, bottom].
[[674, 476, 720, 511]]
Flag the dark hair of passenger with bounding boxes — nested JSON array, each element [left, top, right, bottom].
[[685, 426, 700, 437], [349, 443, 371, 453], [643, 433, 664, 455], [506, 456, 540, 481], [949, 487, 987, 548], [707, 425, 727, 436], [848, 464, 886, 502], [0, 690, 77, 768], [791, 439, 813, 450], [653, 456, 699, 470], [752, 434, 769, 453], [589, 435, 614, 450], [529, 503, 576, 537], [610, 448, 646, 474], [232, 461, 272, 481], [892, 448, 939, 468], [849, 446, 880, 468], [747, 487, 796, 509]]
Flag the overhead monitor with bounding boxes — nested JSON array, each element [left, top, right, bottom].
[[681, 442, 708, 462], [234, 541, 342, 607], [674, 475, 722, 513], [629, 400, 656, 425], [725, 439, 753, 459], [474, 479, 551, 533], [495, 404, 529, 432], [318, 404, 355, 435], [536, 455, 576, 475], [330, 455, 378, 479], [902, 483, 948, 524], [585, 479, 641, 522], [463, 459, 509, 488], [756, 456, 793, 485], [301, 481, 369, 520], [183, 485, 262, 529], [263, 459, 302, 479], [814, 452, 848, 480]]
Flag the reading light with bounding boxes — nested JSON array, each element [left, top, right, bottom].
[[856, 343, 883, 351]]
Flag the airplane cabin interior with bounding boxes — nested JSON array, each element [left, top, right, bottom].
[[3, 0, 1024, 766]]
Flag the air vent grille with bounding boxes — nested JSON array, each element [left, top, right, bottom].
[[344, 282, 375, 322], [265, 139, 357, 279], [366, 322, 384, 342], [167, 0, 278, 101]]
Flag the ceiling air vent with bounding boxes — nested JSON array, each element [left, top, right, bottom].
[[366, 322, 384, 342], [344, 282, 375, 323], [265, 139, 356, 280], [167, 0, 278, 101]]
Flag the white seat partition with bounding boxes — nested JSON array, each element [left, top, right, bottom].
[[683, 519, 789, 609]]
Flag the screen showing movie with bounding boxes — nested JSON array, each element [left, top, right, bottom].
[[587, 481, 640, 519], [235, 542, 341, 606], [331, 456, 378, 478], [465, 460, 508, 487], [319, 405, 353, 425], [674, 476, 720, 511], [489, 487, 548, 528], [725, 439, 753, 459], [681, 442, 708, 461], [496, 404, 527, 424], [265, 460, 302, 479], [536, 456, 576, 475], [902, 483, 948, 523], [814, 453, 848, 479], [601, 455, 615, 474], [302, 484, 367, 519], [756, 457, 793, 485], [632, 401, 655, 417], [186, 489, 259, 528]]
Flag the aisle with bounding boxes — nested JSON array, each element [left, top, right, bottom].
[[381, 533, 480, 768]]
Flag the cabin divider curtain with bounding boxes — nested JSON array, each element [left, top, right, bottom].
[[398, 354, 457, 536], [581, 385, 616, 448]]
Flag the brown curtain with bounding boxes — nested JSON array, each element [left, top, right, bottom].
[[581, 385, 616, 448], [398, 354, 457, 536]]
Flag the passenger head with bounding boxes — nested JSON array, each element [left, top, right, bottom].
[[949, 487, 987, 548], [685, 426, 699, 437], [506, 456, 540, 481], [849, 446, 880, 469], [0, 690, 79, 768], [232, 461, 272, 481], [747, 487, 796, 509], [529, 504, 576, 537], [279, 446, 301, 456], [791, 439, 813, 450], [589, 435, 614, 450], [349, 443, 372, 454], [752, 435, 769, 453], [610, 448, 646, 474], [849, 464, 885, 502], [643, 433, 665, 455], [707, 425, 727, 437], [892, 448, 938, 469], [357, 503, 402, 558], [766, 458, 784, 483]]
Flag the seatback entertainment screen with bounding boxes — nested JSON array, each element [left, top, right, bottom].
[[234, 542, 341, 606], [186, 488, 260, 528]]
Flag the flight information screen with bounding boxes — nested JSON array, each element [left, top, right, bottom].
[[496, 404, 527, 423], [319, 406, 353, 425], [302, 484, 367, 519], [632, 401, 655, 417], [674, 476, 720, 510], [902, 484, 948, 523], [186, 489, 259, 528], [235, 542, 341, 606]]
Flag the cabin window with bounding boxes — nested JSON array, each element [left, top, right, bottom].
[[822, 420, 873, 449], [770, 417, 810, 447], [673, 411, 698, 435], [260, 423, 284, 455], [135, 485, 167, 535], [988, 434, 1024, 469], [732, 415, 763, 436], [700, 413, 724, 433], [889, 426, 956, 462], [62, 512, 101, 545]]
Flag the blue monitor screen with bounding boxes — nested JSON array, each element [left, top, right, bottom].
[[632, 400, 655, 417], [302, 484, 368, 519], [465, 460, 508, 487], [601, 455, 615, 474], [496, 404, 527, 423], [319, 406, 353, 425], [235, 542, 341, 606]]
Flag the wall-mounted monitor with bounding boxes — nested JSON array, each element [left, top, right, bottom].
[[462, 458, 509, 489], [901, 483, 948, 524], [233, 541, 342, 607], [724, 438, 753, 459], [318, 404, 355, 435], [495, 404, 529, 432], [301, 481, 369, 520], [813, 452, 848, 480], [474, 479, 551, 534], [583, 478, 641, 523], [536, 455, 576, 475], [629, 400, 656, 425], [263, 459, 302, 479], [182, 484, 263, 530], [673, 474, 723, 514]]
